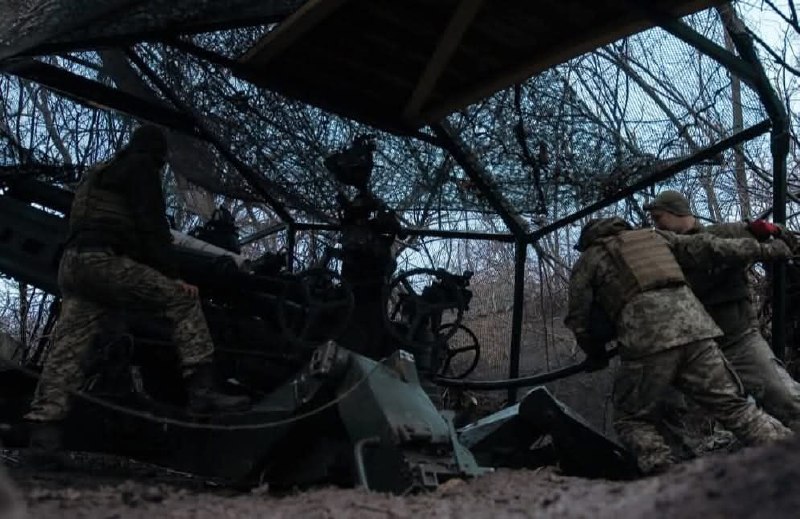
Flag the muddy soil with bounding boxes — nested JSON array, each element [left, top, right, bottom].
[[4, 433, 800, 519]]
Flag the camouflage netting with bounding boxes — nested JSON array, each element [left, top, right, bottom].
[[0, 3, 786, 385], [0, 2, 772, 230], [0, 0, 304, 60]]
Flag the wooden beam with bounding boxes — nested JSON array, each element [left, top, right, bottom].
[[0, 59, 199, 135], [422, 0, 723, 124], [402, 0, 484, 125], [433, 120, 529, 239], [239, 0, 351, 66]]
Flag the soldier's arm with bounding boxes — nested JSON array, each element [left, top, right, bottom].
[[565, 252, 613, 364], [564, 253, 597, 344], [662, 230, 782, 268], [707, 220, 794, 245], [120, 151, 179, 278], [704, 221, 754, 239]]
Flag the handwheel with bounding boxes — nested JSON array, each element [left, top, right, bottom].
[[435, 323, 480, 379], [383, 268, 466, 350]]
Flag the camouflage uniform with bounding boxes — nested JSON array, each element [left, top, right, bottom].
[[26, 125, 217, 423], [683, 220, 800, 431], [565, 218, 792, 474], [26, 249, 213, 421]]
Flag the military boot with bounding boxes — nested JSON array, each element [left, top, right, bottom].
[[24, 420, 65, 470], [184, 364, 250, 414], [637, 452, 676, 476]]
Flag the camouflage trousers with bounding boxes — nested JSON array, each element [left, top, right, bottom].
[[26, 249, 214, 422], [613, 338, 792, 474], [720, 327, 800, 431]]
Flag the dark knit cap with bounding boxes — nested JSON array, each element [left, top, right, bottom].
[[128, 124, 167, 158], [643, 190, 691, 216]]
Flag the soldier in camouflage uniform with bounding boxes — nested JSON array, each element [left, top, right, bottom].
[[25, 125, 248, 452], [565, 217, 793, 474], [646, 191, 800, 431]]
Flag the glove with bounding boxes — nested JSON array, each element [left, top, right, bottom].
[[748, 220, 781, 240], [760, 239, 792, 261], [584, 352, 610, 373], [578, 338, 610, 372]]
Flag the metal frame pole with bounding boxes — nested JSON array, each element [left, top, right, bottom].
[[507, 239, 527, 404]]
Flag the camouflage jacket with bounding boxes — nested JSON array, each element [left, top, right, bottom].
[[68, 147, 177, 277], [683, 221, 757, 343], [565, 218, 769, 359]]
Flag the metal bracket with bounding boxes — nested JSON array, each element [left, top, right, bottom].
[[353, 436, 381, 490]]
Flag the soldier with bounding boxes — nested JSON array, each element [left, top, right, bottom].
[[25, 125, 249, 453], [565, 217, 793, 474], [645, 191, 800, 431]]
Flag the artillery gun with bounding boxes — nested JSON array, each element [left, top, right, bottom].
[[0, 137, 636, 492]]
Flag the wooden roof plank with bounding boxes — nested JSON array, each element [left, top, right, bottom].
[[422, 0, 725, 123], [237, 0, 725, 133], [402, 0, 485, 124]]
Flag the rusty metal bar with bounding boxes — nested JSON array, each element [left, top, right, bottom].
[[528, 120, 772, 241], [0, 59, 198, 134], [432, 120, 529, 239]]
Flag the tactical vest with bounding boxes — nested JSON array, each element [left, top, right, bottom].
[[596, 229, 686, 318], [69, 162, 135, 238]]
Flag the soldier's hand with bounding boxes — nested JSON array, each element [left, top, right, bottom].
[[583, 352, 610, 373], [177, 280, 200, 298], [748, 219, 781, 240], [578, 338, 610, 372], [760, 239, 792, 261]]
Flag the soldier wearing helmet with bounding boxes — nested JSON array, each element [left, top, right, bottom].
[[646, 190, 800, 432], [566, 216, 793, 474]]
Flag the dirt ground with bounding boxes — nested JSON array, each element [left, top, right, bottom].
[[2, 433, 800, 519]]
